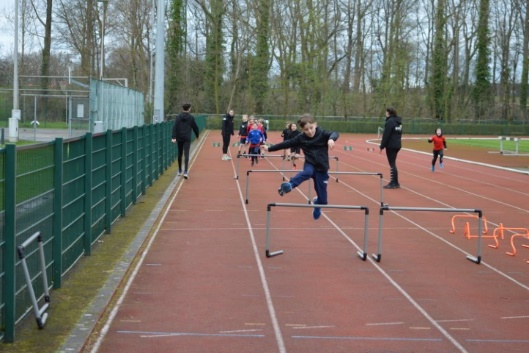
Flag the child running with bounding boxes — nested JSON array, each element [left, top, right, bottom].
[[281, 122, 292, 159], [237, 114, 249, 156], [428, 128, 447, 171], [246, 123, 265, 166], [261, 114, 339, 220], [288, 122, 301, 169]]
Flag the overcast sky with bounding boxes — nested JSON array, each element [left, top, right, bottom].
[[0, 3, 15, 55]]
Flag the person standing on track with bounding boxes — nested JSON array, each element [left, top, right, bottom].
[[379, 107, 403, 189], [171, 103, 199, 180], [237, 114, 249, 156], [261, 114, 339, 220], [221, 109, 235, 160], [428, 128, 447, 172]]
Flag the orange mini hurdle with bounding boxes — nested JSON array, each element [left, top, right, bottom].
[[450, 214, 488, 238], [505, 228, 529, 263]]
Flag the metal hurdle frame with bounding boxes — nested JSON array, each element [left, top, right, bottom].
[[17, 231, 51, 329], [374, 206, 483, 264], [235, 153, 340, 179], [235, 153, 285, 179], [245, 170, 385, 206], [265, 202, 370, 260]]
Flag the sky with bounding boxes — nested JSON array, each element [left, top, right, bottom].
[[0, 2, 15, 55]]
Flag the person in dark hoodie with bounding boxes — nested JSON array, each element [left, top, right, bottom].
[[261, 114, 339, 220], [171, 103, 199, 179], [379, 107, 403, 189], [221, 109, 235, 160]]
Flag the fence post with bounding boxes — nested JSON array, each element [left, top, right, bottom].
[[141, 125, 147, 194], [132, 126, 138, 203], [120, 128, 127, 217], [4, 144, 17, 342], [53, 138, 63, 288], [84, 133, 93, 255], [105, 129, 112, 233]]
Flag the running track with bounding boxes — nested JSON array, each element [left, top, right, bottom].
[[82, 131, 529, 353]]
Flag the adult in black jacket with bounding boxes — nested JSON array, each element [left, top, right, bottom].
[[171, 103, 199, 179], [379, 107, 403, 188], [221, 109, 235, 160]]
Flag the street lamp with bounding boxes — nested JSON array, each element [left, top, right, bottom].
[[98, 0, 109, 80]]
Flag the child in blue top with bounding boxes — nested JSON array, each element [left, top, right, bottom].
[[246, 124, 265, 166]]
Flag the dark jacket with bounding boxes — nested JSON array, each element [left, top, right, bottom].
[[221, 113, 235, 136], [238, 121, 248, 137], [380, 115, 402, 150], [268, 127, 339, 171], [172, 112, 199, 142]]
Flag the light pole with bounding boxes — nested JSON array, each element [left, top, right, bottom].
[[98, 0, 109, 80], [9, 0, 20, 142]]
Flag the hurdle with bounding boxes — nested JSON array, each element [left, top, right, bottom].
[[499, 136, 519, 155], [17, 231, 51, 329], [374, 206, 483, 264], [235, 153, 285, 179], [265, 202, 370, 260], [449, 214, 488, 237], [234, 153, 340, 179], [245, 170, 385, 206]]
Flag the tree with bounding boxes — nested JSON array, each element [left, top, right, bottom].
[[430, 0, 449, 121], [473, 0, 492, 120], [251, 0, 271, 113], [166, 0, 187, 112]]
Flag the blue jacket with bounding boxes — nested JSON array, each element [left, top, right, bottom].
[[246, 129, 264, 146]]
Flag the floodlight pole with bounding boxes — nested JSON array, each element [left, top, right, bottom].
[[98, 0, 108, 80], [9, 0, 20, 142], [153, 0, 165, 123]]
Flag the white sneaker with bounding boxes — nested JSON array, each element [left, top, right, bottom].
[[221, 155, 227, 160], [183, 172, 189, 179], [177, 170, 182, 176]]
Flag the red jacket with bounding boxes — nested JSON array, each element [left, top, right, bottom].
[[428, 135, 446, 151]]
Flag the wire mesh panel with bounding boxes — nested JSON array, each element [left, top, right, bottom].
[[89, 80, 144, 132], [110, 131, 123, 222], [90, 133, 108, 243], [14, 145, 54, 325], [62, 138, 88, 272]]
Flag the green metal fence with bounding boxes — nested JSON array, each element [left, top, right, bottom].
[[0, 117, 206, 343]]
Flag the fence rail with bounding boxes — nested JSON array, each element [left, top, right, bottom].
[[0, 117, 206, 343]]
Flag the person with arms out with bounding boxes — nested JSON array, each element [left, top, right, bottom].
[[379, 107, 402, 189], [171, 103, 199, 179], [288, 122, 301, 169], [246, 123, 265, 167], [221, 109, 235, 160], [261, 114, 339, 220], [281, 121, 292, 159], [428, 128, 447, 171], [237, 114, 249, 156]]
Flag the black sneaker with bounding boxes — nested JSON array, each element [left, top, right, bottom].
[[383, 183, 400, 189]]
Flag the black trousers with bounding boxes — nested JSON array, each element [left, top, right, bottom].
[[385, 147, 400, 185], [177, 141, 191, 172], [432, 149, 444, 165], [222, 133, 231, 154]]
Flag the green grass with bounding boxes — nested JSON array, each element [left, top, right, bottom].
[[449, 138, 529, 153]]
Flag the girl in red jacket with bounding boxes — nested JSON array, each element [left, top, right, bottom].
[[428, 128, 447, 171]]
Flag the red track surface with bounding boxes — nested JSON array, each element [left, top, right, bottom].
[[88, 131, 529, 353]]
